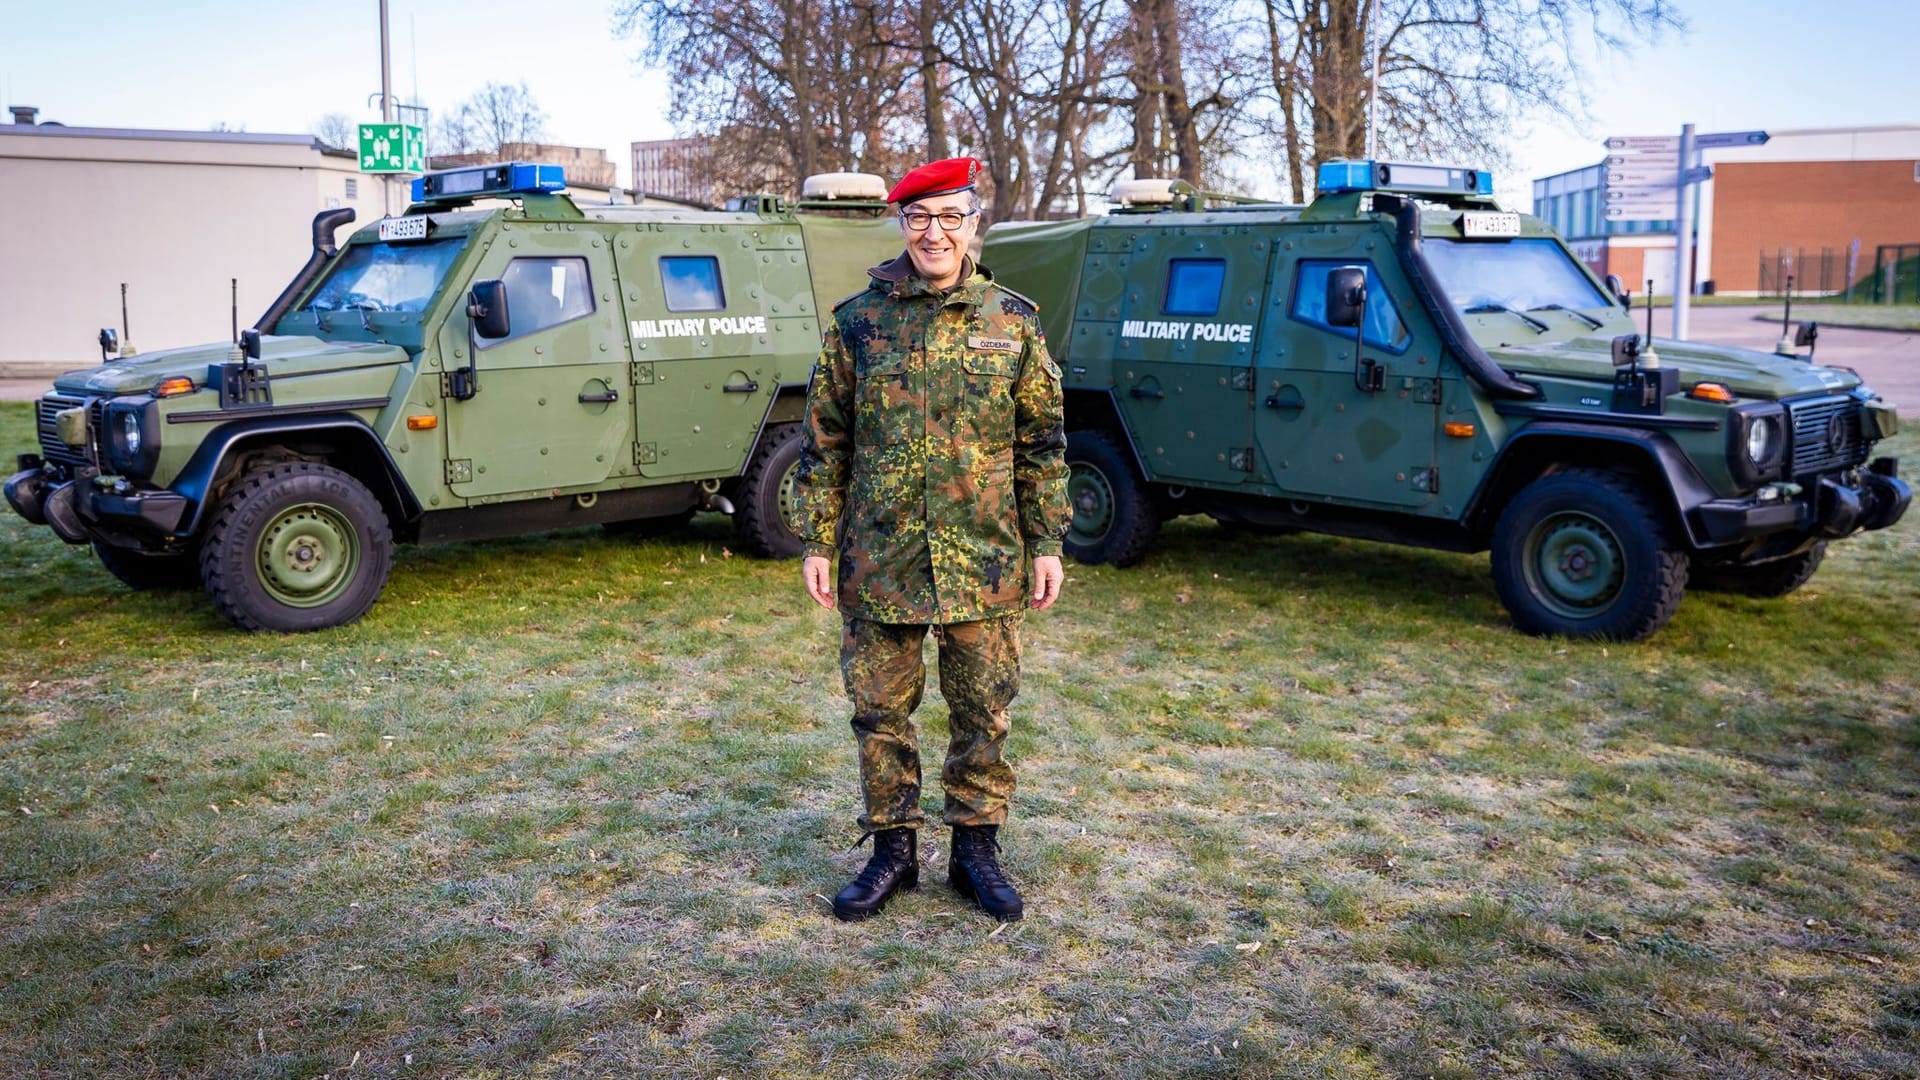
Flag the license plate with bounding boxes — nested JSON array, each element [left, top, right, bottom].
[[378, 216, 429, 242], [1459, 212, 1521, 238]]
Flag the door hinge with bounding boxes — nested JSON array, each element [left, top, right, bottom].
[[1228, 447, 1256, 472], [1411, 467, 1438, 493], [630, 361, 655, 387], [634, 442, 658, 466], [446, 459, 473, 484]]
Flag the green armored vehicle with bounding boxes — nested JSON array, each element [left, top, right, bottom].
[[5, 163, 901, 631], [984, 160, 1910, 640]]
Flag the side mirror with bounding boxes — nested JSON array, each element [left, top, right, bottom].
[[240, 327, 262, 361], [1324, 266, 1367, 328], [1610, 333, 1642, 368], [97, 327, 118, 362], [1794, 320, 1818, 348], [468, 279, 511, 340], [1604, 273, 1629, 309]]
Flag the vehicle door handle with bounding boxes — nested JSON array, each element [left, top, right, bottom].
[[1264, 396, 1304, 410], [578, 389, 619, 404], [723, 379, 761, 394], [1129, 386, 1165, 400]]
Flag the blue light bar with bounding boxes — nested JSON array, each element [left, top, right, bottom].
[[1316, 159, 1493, 197], [411, 162, 568, 202]]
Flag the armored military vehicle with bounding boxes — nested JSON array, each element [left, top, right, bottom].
[[984, 160, 1909, 640], [5, 163, 902, 631]]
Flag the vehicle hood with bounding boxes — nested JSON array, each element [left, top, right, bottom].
[[1492, 336, 1864, 400], [50, 336, 410, 397]]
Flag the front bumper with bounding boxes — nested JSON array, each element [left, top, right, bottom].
[[5, 459, 191, 547], [1694, 458, 1910, 545]]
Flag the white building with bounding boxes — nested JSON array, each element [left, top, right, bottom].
[[0, 109, 371, 373]]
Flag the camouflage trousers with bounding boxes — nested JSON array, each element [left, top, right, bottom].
[[840, 614, 1023, 831]]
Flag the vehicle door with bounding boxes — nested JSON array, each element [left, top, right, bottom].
[[1251, 245, 1442, 509], [439, 229, 629, 499], [1106, 227, 1265, 486], [612, 223, 798, 480]]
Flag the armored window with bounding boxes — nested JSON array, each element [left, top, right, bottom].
[[301, 237, 464, 316], [660, 256, 726, 312], [1289, 260, 1411, 353], [485, 256, 595, 346], [1163, 258, 1226, 316]]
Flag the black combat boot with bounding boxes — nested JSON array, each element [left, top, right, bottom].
[[831, 828, 919, 921], [949, 824, 1023, 921]]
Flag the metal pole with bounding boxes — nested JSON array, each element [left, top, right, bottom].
[[1672, 123, 1695, 341], [379, 0, 394, 217], [1365, 1, 1380, 159]]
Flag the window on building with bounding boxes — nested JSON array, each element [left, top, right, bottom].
[[1163, 258, 1226, 316], [1289, 260, 1411, 352], [660, 256, 726, 311]]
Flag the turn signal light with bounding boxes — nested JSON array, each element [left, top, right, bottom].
[[1444, 422, 1476, 438], [1688, 382, 1735, 403], [406, 415, 439, 431], [153, 377, 196, 397]]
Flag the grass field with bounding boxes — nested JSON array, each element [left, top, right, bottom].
[[2, 400, 1917, 1078]]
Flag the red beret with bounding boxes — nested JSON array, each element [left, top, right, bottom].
[[887, 156, 984, 205]]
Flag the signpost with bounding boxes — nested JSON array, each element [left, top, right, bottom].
[[1604, 127, 1769, 340]]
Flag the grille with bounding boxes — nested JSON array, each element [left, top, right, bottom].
[[1785, 395, 1868, 480], [35, 394, 96, 469]]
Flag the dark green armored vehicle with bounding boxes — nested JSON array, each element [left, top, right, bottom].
[[5, 163, 901, 631], [984, 160, 1909, 640]]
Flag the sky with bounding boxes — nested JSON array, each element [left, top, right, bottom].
[[3, 0, 1915, 204]]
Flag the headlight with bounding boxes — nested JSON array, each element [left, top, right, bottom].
[[1726, 402, 1786, 489], [119, 411, 142, 459], [1745, 415, 1778, 465], [103, 400, 160, 476]]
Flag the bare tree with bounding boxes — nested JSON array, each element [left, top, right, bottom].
[[1257, 0, 1684, 201], [450, 81, 549, 155], [618, 0, 922, 192], [311, 113, 356, 151]]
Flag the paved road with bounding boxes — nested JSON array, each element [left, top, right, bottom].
[[2, 307, 1912, 404]]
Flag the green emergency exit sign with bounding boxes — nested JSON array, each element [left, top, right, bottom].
[[358, 124, 424, 173]]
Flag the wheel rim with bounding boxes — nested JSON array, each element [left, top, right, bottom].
[[256, 502, 360, 609], [1523, 510, 1626, 619], [775, 454, 803, 535], [1067, 463, 1116, 546]]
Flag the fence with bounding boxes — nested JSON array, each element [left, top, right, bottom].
[[1759, 244, 1920, 303], [1872, 244, 1920, 305], [1757, 248, 1853, 298]]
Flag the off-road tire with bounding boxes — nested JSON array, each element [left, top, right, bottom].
[[200, 462, 394, 632], [1490, 466, 1687, 641], [1691, 542, 1826, 598], [94, 541, 202, 591], [1064, 428, 1160, 566], [734, 423, 805, 558]]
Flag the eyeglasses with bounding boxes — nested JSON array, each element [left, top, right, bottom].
[[899, 208, 978, 232]]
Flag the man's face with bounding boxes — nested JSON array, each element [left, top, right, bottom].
[[898, 192, 978, 289]]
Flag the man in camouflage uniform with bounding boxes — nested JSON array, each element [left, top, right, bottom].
[[791, 156, 1070, 922]]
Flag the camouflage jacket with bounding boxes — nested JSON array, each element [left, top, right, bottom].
[[791, 253, 1071, 624]]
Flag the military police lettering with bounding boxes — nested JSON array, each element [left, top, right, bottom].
[[791, 156, 1070, 923]]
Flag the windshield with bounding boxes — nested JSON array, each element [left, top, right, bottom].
[[302, 238, 465, 313], [1424, 238, 1611, 315]]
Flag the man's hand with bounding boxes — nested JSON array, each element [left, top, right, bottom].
[[1029, 555, 1064, 610], [803, 555, 836, 610]]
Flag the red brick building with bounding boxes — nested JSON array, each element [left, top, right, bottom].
[[1532, 125, 1920, 300]]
